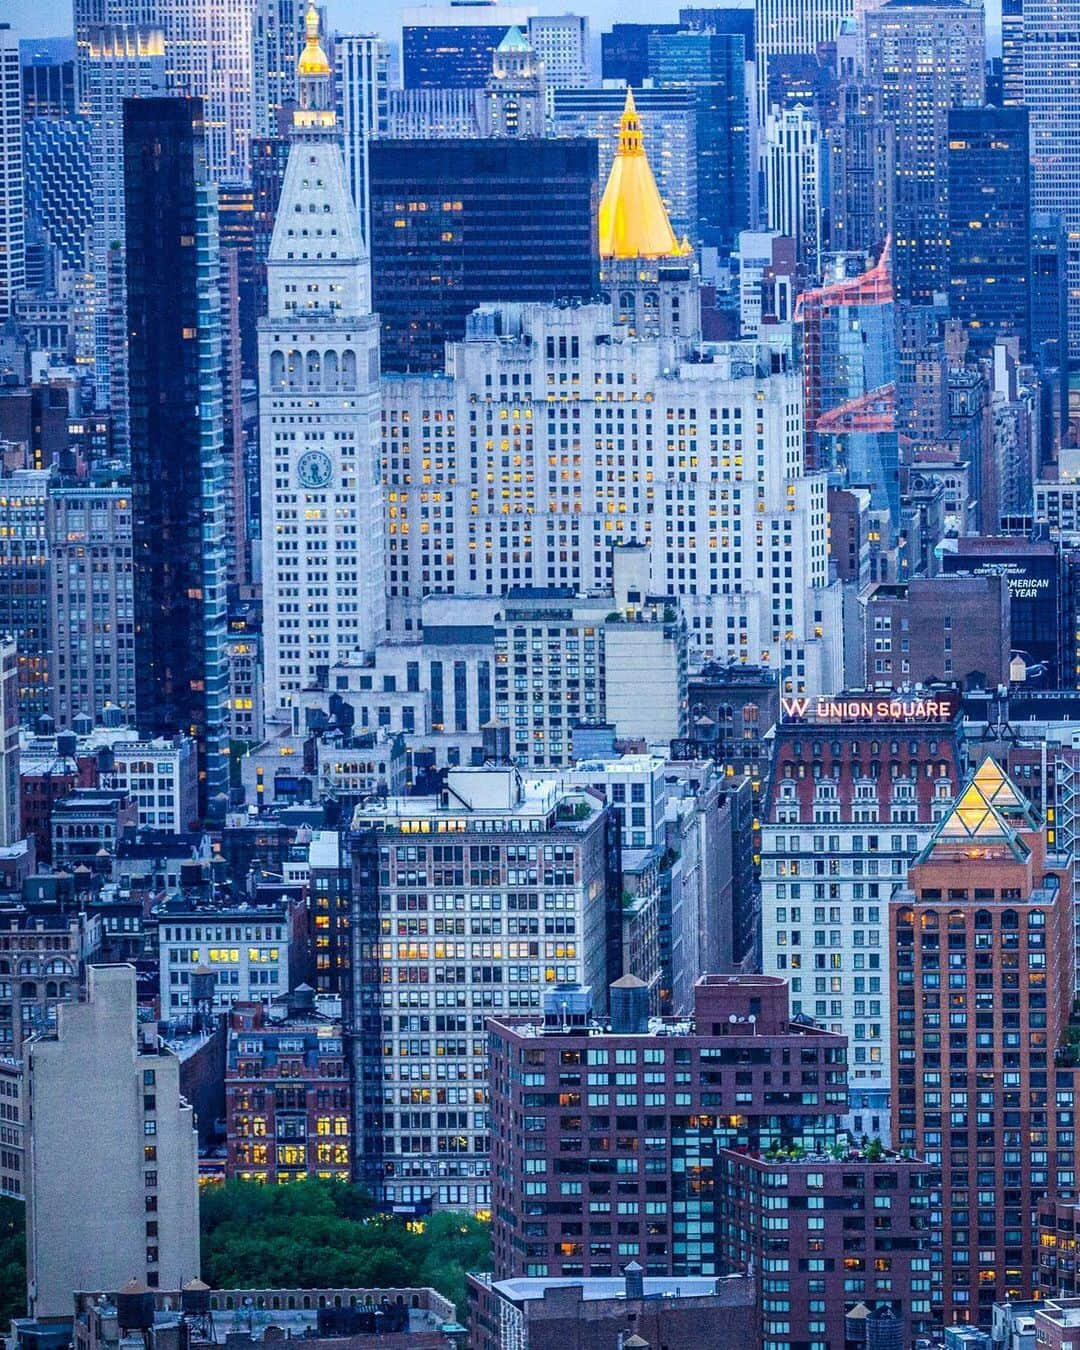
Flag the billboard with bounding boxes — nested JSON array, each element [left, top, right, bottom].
[[941, 550, 1059, 681]]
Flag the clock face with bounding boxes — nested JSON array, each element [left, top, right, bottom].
[[297, 449, 333, 489]]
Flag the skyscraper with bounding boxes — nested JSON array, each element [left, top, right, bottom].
[[48, 472, 136, 726], [1025, 0, 1080, 350], [74, 0, 254, 184], [402, 1, 537, 87], [22, 116, 94, 276], [76, 22, 166, 427], [251, 0, 304, 138], [336, 33, 389, 246], [484, 27, 545, 136], [259, 5, 385, 711], [823, 79, 894, 257], [764, 103, 822, 282], [796, 242, 899, 521], [864, 0, 985, 308], [0, 466, 52, 722], [947, 105, 1031, 357], [368, 137, 599, 372], [526, 14, 589, 91], [754, 0, 850, 124], [0, 24, 26, 318], [649, 29, 750, 251], [125, 97, 228, 819]]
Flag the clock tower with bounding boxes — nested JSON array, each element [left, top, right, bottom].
[[258, 3, 386, 711]]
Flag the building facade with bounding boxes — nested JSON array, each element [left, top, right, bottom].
[[947, 106, 1031, 358], [348, 766, 622, 1213], [761, 695, 966, 1135], [891, 758, 1076, 1325], [368, 137, 599, 373], [259, 10, 385, 713], [26, 964, 200, 1315], [0, 25, 25, 318], [225, 996, 351, 1183], [125, 97, 228, 818], [48, 473, 136, 727]]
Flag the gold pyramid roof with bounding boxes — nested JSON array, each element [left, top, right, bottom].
[[297, 2, 331, 76], [598, 89, 690, 261]]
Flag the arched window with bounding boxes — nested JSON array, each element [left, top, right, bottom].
[[323, 350, 339, 391], [341, 349, 357, 390], [270, 350, 285, 387], [286, 349, 303, 391], [306, 350, 321, 390]]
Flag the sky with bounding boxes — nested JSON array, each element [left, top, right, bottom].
[[6, 0, 1001, 65], [5, 0, 685, 42]]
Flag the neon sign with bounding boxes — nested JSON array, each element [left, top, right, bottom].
[[781, 695, 959, 723]]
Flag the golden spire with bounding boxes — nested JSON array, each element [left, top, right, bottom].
[[297, 1, 331, 77], [598, 89, 690, 261]]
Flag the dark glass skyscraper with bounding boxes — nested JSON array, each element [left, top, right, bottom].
[[124, 97, 228, 819], [600, 22, 679, 84], [368, 137, 599, 372], [947, 105, 1031, 356], [864, 0, 985, 307], [648, 29, 749, 250], [403, 22, 518, 88]]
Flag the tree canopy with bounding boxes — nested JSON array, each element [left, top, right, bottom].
[[201, 1181, 490, 1318], [0, 1197, 25, 1329]]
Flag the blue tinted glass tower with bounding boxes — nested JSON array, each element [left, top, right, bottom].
[[124, 96, 228, 820]]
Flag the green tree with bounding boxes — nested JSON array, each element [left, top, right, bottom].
[[200, 1181, 489, 1320], [0, 1198, 25, 1328]]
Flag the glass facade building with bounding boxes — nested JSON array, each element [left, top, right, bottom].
[[947, 105, 1031, 357], [647, 30, 749, 251], [368, 137, 599, 373], [124, 97, 228, 819], [797, 244, 900, 524]]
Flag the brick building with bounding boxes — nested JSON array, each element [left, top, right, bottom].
[[761, 692, 966, 1136], [487, 973, 943, 1345], [225, 990, 351, 1183], [467, 1270, 757, 1350], [863, 574, 1011, 688], [891, 756, 1077, 1326]]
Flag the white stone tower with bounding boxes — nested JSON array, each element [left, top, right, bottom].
[[258, 3, 386, 712]]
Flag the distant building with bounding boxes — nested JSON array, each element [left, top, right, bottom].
[[0, 1056, 23, 1197], [225, 991, 350, 1183], [761, 693, 966, 1135], [0, 25, 26, 317], [947, 106, 1031, 357], [0, 642, 17, 848], [402, 2, 536, 87], [862, 574, 1011, 688], [864, 0, 984, 307], [47, 473, 135, 726], [487, 975, 942, 1343], [157, 896, 305, 1015], [26, 964, 200, 1316], [893, 759, 1076, 1324], [553, 86, 696, 242], [50, 787, 138, 869], [69, 1285, 458, 1350]]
